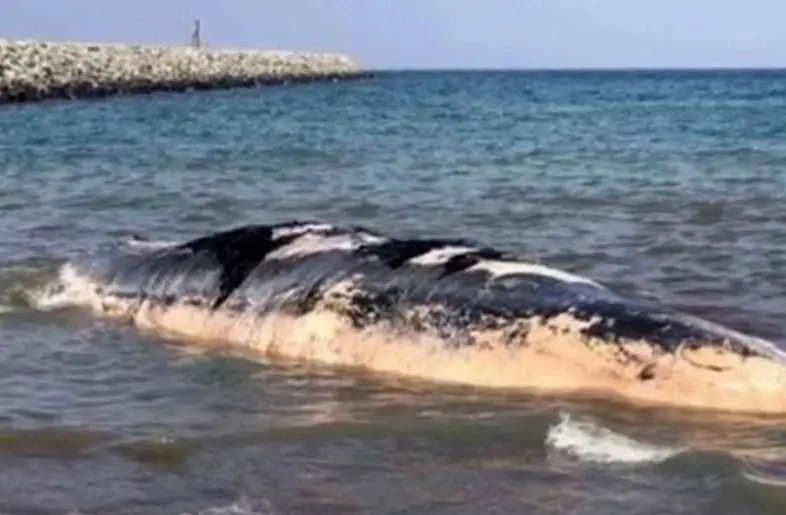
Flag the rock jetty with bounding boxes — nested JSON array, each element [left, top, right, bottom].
[[0, 39, 370, 104]]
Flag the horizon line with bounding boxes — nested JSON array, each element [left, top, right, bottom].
[[367, 66, 786, 72]]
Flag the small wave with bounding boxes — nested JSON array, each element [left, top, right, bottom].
[[0, 259, 61, 313], [546, 411, 685, 464], [739, 455, 786, 487], [25, 265, 86, 312], [180, 496, 276, 515]]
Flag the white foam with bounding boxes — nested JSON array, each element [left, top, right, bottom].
[[180, 496, 275, 515], [470, 260, 604, 287], [546, 411, 684, 464], [740, 457, 786, 487], [26, 263, 98, 311]]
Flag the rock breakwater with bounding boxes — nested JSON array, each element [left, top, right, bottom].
[[0, 39, 370, 104]]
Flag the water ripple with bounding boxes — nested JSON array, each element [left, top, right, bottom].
[[1, 70, 786, 513]]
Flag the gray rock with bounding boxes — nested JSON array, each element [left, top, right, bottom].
[[0, 39, 371, 104]]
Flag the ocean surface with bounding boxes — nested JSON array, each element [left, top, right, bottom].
[[2, 70, 786, 514]]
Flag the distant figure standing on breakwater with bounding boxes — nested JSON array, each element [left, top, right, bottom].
[[190, 19, 202, 49]]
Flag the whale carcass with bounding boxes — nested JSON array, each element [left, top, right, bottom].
[[36, 220, 786, 413]]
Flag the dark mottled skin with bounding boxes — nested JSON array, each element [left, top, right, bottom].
[[72, 221, 785, 371]]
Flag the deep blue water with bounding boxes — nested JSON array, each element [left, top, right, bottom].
[[2, 70, 786, 514]]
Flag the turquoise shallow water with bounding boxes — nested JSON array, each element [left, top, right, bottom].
[[2, 71, 786, 513]]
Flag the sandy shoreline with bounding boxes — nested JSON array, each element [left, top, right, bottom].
[[0, 39, 370, 104]]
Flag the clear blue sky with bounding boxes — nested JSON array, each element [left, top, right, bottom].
[[2, 0, 784, 69]]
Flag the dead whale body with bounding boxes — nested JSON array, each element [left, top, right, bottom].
[[39, 220, 786, 413]]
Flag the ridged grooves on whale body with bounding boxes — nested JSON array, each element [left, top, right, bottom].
[[32, 221, 786, 414]]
